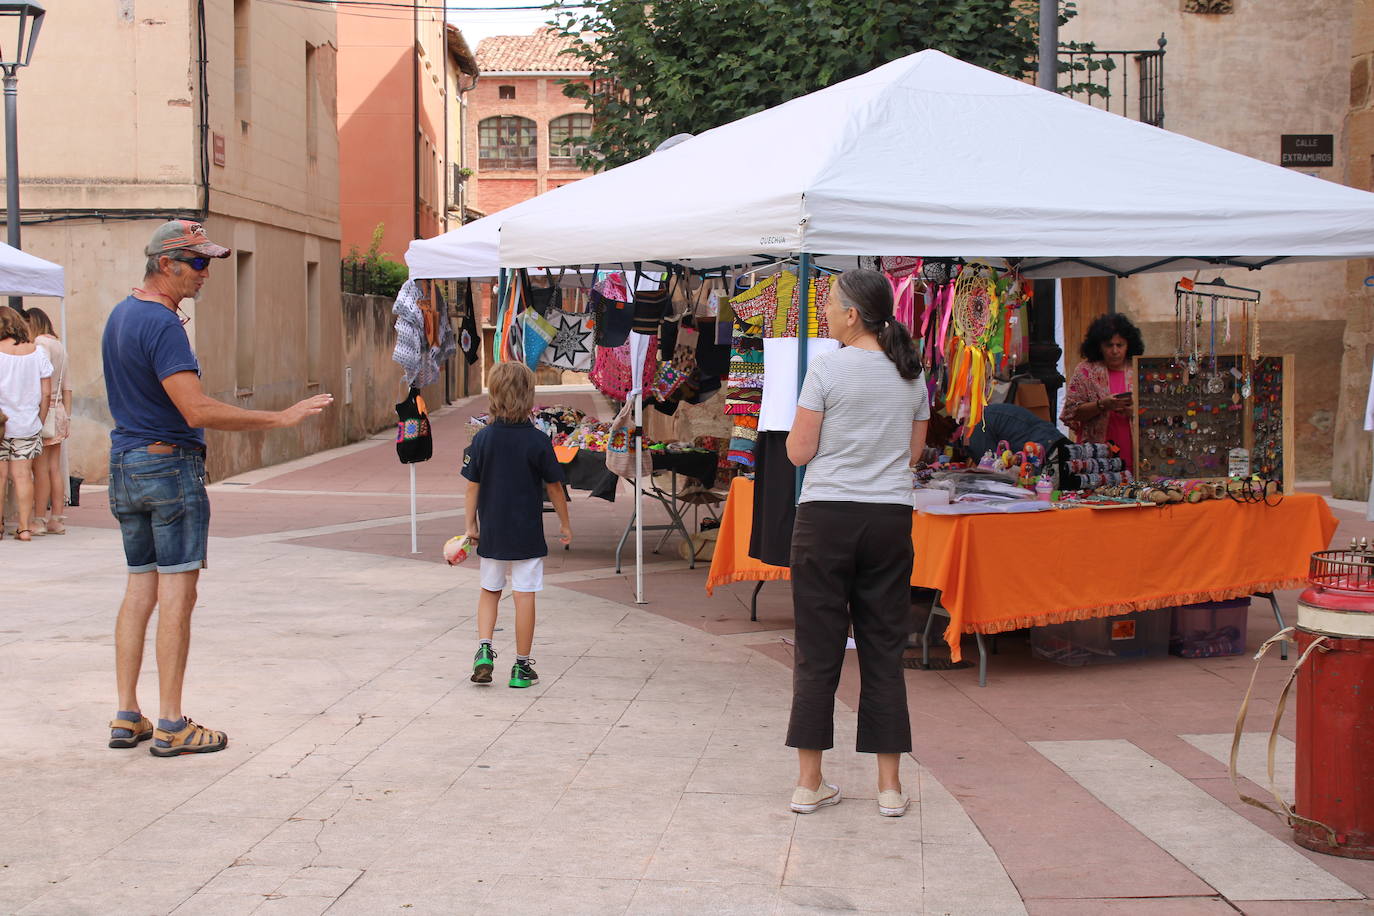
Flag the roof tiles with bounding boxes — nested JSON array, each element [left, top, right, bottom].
[[475, 27, 588, 73]]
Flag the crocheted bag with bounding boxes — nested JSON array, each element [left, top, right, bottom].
[[589, 334, 658, 401]]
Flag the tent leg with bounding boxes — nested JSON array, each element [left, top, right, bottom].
[[795, 252, 811, 502], [635, 389, 645, 604], [409, 464, 419, 555]]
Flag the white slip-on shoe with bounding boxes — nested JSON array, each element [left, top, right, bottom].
[[790, 781, 841, 814], [877, 789, 910, 817]]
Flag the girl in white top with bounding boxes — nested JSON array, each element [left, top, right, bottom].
[[0, 305, 52, 541], [27, 308, 71, 535]]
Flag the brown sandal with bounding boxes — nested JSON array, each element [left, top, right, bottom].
[[15, 529, 31, 542], [149, 717, 228, 757], [108, 715, 154, 749]]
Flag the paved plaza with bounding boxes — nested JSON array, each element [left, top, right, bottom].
[[3, 394, 1373, 915]]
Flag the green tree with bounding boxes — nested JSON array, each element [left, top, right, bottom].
[[552, 0, 1079, 170]]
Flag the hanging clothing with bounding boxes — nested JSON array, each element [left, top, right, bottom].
[[392, 279, 457, 388], [748, 431, 797, 568]]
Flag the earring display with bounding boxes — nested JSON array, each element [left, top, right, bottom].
[[1133, 354, 1292, 490]]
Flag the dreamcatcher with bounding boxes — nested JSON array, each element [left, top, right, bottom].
[[945, 262, 1002, 433]]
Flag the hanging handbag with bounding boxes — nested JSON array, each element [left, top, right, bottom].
[[589, 334, 658, 401], [395, 387, 433, 463], [459, 283, 480, 365], [543, 308, 595, 372], [605, 399, 651, 481], [591, 288, 633, 347]]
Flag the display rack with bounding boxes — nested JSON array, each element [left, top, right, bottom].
[[1132, 354, 1293, 488]]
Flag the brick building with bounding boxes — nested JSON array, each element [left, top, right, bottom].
[[466, 28, 593, 215]]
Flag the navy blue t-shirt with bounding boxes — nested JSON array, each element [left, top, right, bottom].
[[461, 420, 565, 560], [102, 295, 204, 454]]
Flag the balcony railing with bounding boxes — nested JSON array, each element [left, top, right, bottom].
[[1058, 34, 1167, 128]]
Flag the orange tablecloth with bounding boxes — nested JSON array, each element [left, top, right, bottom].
[[706, 478, 1338, 662]]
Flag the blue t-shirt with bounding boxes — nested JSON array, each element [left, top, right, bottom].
[[102, 295, 204, 454], [461, 420, 565, 561]]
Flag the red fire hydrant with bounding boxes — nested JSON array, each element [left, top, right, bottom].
[[1292, 548, 1374, 859]]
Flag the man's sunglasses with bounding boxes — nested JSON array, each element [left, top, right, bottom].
[[171, 254, 212, 271]]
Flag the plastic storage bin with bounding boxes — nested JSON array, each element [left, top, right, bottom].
[[1169, 598, 1250, 658], [1031, 610, 1170, 667]]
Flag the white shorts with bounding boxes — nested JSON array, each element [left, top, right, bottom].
[[479, 556, 544, 593]]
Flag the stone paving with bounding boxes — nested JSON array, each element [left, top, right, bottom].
[[1, 524, 1016, 915], [3, 394, 1373, 915]]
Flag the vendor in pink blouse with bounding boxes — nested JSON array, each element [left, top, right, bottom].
[[1060, 313, 1144, 471]]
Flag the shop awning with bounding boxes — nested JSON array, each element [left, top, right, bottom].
[[495, 49, 1374, 277]]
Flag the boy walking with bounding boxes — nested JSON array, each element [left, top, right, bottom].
[[462, 362, 571, 688]]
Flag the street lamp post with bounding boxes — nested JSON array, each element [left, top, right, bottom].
[[0, 1, 43, 314]]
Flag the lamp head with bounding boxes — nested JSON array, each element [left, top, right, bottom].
[[0, 1, 43, 71]]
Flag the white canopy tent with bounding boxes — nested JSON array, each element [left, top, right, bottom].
[[405, 212, 502, 280], [0, 241, 64, 299], [484, 49, 1374, 605], [498, 49, 1374, 275]]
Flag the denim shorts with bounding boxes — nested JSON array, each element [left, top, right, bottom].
[[108, 446, 210, 574]]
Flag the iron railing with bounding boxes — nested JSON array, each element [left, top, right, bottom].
[[1058, 34, 1167, 128]]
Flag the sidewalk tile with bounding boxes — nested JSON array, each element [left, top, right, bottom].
[[628, 880, 780, 914], [483, 875, 639, 914], [645, 829, 791, 885], [784, 836, 922, 891]]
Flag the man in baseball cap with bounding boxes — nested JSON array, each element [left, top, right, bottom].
[[100, 218, 332, 757], [143, 219, 232, 259]]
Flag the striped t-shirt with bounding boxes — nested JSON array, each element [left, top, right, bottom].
[[797, 346, 929, 507]]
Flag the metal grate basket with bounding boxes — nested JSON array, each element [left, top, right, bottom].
[[1309, 549, 1374, 593]]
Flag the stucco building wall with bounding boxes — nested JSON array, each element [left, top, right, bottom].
[[6, 0, 347, 483], [1061, 1, 1355, 480]]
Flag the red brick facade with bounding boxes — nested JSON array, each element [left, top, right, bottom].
[[467, 31, 593, 216]]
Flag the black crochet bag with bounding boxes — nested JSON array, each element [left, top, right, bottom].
[[395, 387, 433, 463]]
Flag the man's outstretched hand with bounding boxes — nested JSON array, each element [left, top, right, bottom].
[[278, 393, 335, 427]]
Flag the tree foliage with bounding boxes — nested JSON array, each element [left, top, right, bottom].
[[551, 0, 1079, 170]]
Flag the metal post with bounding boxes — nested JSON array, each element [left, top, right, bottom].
[[5, 69, 21, 314], [1038, 0, 1057, 93], [795, 253, 812, 501], [409, 463, 419, 554]]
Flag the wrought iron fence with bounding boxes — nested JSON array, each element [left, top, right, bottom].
[[341, 259, 405, 298], [1058, 34, 1167, 128]]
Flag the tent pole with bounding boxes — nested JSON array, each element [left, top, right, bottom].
[[409, 463, 419, 554], [795, 252, 812, 502], [635, 386, 645, 604]]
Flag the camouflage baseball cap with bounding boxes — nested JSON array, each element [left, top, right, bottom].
[[145, 219, 231, 258]]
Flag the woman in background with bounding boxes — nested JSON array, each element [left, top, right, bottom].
[[1060, 313, 1145, 471], [0, 305, 52, 541], [27, 308, 71, 535]]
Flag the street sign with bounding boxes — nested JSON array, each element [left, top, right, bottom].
[[1280, 134, 1333, 168]]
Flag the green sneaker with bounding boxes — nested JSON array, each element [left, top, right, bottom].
[[471, 644, 496, 684], [509, 658, 538, 688]]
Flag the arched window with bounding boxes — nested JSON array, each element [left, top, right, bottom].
[[478, 116, 536, 170], [549, 113, 592, 169]]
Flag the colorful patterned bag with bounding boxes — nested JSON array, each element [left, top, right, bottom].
[[395, 388, 432, 464], [589, 334, 658, 401], [605, 400, 651, 480]]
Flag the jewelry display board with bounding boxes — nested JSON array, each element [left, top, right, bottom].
[[1132, 354, 1294, 488]]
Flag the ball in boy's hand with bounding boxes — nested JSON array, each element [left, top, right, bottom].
[[444, 535, 473, 566]]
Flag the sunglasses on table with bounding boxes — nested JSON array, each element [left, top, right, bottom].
[[171, 254, 213, 271]]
